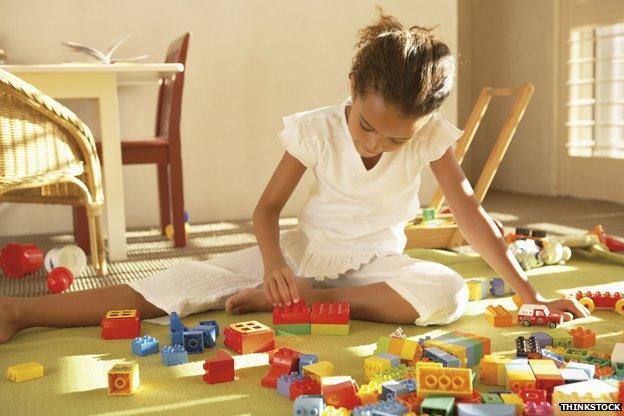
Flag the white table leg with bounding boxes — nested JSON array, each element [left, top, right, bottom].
[[98, 76, 127, 261]]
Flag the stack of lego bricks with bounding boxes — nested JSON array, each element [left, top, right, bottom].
[[424, 331, 491, 368], [272, 301, 351, 336]]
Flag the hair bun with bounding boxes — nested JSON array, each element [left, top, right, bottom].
[[355, 6, 404, 48]]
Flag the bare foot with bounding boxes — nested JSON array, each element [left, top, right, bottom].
[[0, 297, 22, 344], [225, 277, 313, 315]]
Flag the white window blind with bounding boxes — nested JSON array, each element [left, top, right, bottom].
[[567, 21, 624, 158]]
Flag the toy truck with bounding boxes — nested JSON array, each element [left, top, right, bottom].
[[518, 304, 562, 328]]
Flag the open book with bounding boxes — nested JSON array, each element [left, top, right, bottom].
[[62, 33, 148, 64]]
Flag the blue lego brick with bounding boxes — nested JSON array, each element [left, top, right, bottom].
[[380, 380, 409, 401], [162, 344, 188, 366], [417, 336, 431, 346], [457, 403, 516, 416], [199, 319, 219, 337], [421, 396, 455, 416], [564, 361, 595, 379], [170, 312, 188, 332], [399, 378, 416, 393], [131, 335, 160, 357], [376, 352, 401, 367], [352, 398, 408, 416], [171, 330, 184, 345], [530, 332, 553, 348], [424, 346, 461, 368], [183, 330, 204, 354], [192, 322, 217, 348], [540, 349, 565, 367], [298, 354, 319, 375], [278, 372, 304, 398], [293, 395, 325, 416]]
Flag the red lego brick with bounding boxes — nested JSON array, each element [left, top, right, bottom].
[[519, 388, 547, 403], [261, 348, 300, 388], [224, 321, 275, 354], [268, 347, 300, 364], [203, 349, 235, 384], [575, 290, 623, 309], [321, 377, 361, 410], [101, 309, 141, 340], [272, 300, 310, 325], [455, 390, 482, 404], [397, 392, 423, 412], [310, 302, 350, 324], [535, 375, 564, 400], [290, 376, 321, 400]]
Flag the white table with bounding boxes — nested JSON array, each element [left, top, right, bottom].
[[0, 63, 184, 260]]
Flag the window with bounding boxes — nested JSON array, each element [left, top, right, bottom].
[[567, 21, 624, 158]]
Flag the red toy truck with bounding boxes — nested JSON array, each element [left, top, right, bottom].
[[518, 304, 562, 328]]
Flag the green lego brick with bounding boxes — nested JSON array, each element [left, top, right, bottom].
[[420, 396, 456, 416], [375, 336, 392, 354], [615, 362, 624, 376], [371, 364, 413, 384], [310, 323, 349, 336], [584, 355, 611, 367], [481, 393, 503, 404], [273, 323, 311, 335], [550, 329, 573, 348], [561, 347, 589, 362]]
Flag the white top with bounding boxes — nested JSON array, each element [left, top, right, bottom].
[[279, 97, 463, 280]]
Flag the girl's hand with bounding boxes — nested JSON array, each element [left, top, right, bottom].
[[529, 294, 591, 322], [263, 262, 300, 307]]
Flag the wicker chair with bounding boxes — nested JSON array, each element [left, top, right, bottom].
[[0, 68, 107, 275]]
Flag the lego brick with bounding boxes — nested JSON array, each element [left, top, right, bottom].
[[293, 395, 325, 416], [322, 406, 350, 416], [530, 332, 553, 348], [518, 388, 547, 403], [523, 402, 553, 416], [193, 321, 218, 347], [371, 364, 414, 384], [309, 302, 350, 324], [478, 354, 511, 386], [505, 363, 536, 393], [481, 393, 503, 403], [170, 312, 189, 345], [161, 345, 188, 366], [5, 362, 44, 383], [552, 379, 619, 416], [352, 398, 408, 416], [485, 305, 514, 327], [273, 300, 310, 325], [550, 329, 573, 348], [375, 336, 392, 354], [466, 278, 489, 301], [131, 335, 160, 357], [101, 309, 141, 340], [612, 343, 624, 365], [388, 337, 405, 356], [569, 327, 596, 349], [376, 353, 400, 367], [516, 337, 541, 359], [559, 368, 590, 383], [321, 376, 361, 410], [357, 383, 382, 405], [183, 330, 204, 354], [456, 403, 516, 416], [529, 359, 560, 377], [420, 396, 455, 416], [397, 392, 423, 413], [540, 349, 565, 368], [416, 366, 473, 398], [290, 376, 321, 400], [499, 393, 523, 416], [400, 339, 422, 362], [298, 354, 319, 375], [224, 321, 275, 354], [302, 361, 334, 383], [489, 277, 514, 297], [274, 323, 312, 335], [203, 349, 235, 384], [424, 347, 461, 368], [380, 379, 413, 400], [108, 362, 140, 395], [565, 361, 595, 379], [561, 347, 590, 362], [262, 348, 300, 388], [278, 372, 304, 398], [311, 323, 349, 336]]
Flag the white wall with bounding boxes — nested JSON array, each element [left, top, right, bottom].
[[0, 0, 458, 237]]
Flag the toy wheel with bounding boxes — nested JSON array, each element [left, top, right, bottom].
[[615, 298, 624, 316], [548, 321, 557, 329], [522, 320, 531, 327], [578, 297, 595, 313]]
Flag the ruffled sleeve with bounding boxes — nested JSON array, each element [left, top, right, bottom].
[[278, 114, 318, 168], [416, 116, 464, 163]]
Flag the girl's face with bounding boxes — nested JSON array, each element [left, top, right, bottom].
[[347, 92, 431, 158]]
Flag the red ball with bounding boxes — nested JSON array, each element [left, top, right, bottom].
[[47, 267, 74, 294]]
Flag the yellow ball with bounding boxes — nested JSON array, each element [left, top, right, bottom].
[[165, 222, 190, 241]]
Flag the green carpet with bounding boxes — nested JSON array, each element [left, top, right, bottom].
[[1, 249, 623, 416]]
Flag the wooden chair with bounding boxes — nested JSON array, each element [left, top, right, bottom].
[[74, 33, 190, 251], [405, 83, 535, 249], [0, 68, 107, 275]]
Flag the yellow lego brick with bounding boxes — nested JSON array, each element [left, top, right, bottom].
[[466, 280, 483, 301], [364, 356, 392, 381], [500, 393, 523, 416], [105, 309, 138, 319], [5, 362, 44, 383], [529, 359, 560, 377], [388, 338, 404, 355], [357, 383, 381, 404], [108, 362, 140, 395], [552, 380, 619, 416], [303, 361, 334, 382], [506, 367, 536, 393], [310, 323, 349, 336], [416, 361, 443, 369], [416, 367, 473, 398], [478, 354, 511, 386], [400, 339, 421, 361], [322, 406, 351, 416]]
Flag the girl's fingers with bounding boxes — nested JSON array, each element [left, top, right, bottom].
[[268, 279, 281, 307], [263, 280, 275, 305], [561, 311, 574, 322], [283, 269, 300, 303], [274, 273, 293, 306]]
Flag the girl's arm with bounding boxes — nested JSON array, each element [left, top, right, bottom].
[[253, 152, 307, 307], [430, 148, 589, 319]]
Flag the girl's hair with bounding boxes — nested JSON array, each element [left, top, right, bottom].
[[350, 7, 455, 118]]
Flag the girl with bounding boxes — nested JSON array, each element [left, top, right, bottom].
[[0, 11, 588, 344]]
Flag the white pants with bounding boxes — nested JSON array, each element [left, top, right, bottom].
[[128, 245, 468, 326]]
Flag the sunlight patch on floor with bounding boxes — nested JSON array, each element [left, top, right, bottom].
[[91, 395, 249, 416], [56, 354, 125, 394]]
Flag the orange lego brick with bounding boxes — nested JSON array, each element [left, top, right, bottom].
[[485, 305, 514, 327], [388, 337, 404, 356], [569, 327, 596, 349], [108, 362, 140, 395], [416, 366, 473, 398], [479, 354, 511, 386]]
